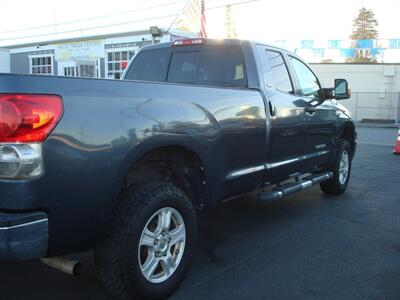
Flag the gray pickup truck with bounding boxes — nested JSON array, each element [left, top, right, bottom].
[[0, 38, 355, 299]]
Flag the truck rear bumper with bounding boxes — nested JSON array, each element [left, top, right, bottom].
[[0, 211, 48, 261]]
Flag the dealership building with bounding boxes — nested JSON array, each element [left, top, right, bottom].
[[2, 29, 195, 79], [0, 49, 10, 73]]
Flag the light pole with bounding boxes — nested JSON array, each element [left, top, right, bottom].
[[150, 26, 162, 44]]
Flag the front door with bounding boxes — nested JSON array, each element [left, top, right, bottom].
[[288, 55, 335, 170], [77, 60, 98, 78], [58, 61, 77, 77]]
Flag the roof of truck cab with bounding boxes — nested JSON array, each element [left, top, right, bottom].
[[141, 38, 289, 54]]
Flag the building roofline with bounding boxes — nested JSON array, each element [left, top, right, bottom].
[[1, 29, 188, 49]]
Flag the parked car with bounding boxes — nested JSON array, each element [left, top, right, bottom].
[[0, 38, 355, 299]]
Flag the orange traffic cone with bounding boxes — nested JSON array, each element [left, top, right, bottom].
[[394, 129, 400, 155]]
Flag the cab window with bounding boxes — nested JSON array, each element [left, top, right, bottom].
[[125, 49, 170, 82], [289, 56, 321, 98], [265, 50, 293, 94], [167, 46, 247, 88]]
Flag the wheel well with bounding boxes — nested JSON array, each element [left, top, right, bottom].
[[341, 125, 355, 157], [124, 146, 206, 210]]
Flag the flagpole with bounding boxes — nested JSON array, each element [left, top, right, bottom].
[[166, 0, 192, 33]]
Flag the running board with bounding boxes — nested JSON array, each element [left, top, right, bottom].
[[259, 171, 333, 202]]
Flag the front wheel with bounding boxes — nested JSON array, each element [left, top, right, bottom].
[[320, 140, 352, 195], [95, 182, 197, 299]]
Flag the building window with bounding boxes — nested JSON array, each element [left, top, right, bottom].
[[328, 40, 340, 49], [312, 48, 325, 58], [30, 55, 53, 75], [64, 67, 77, 77], [300, 40, 314, 49], [62, 60, 99, 78], [79, 64, 96, 78], [107, 50, 136, 79]]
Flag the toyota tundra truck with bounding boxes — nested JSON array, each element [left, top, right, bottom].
[[0, 38, 356, 299]]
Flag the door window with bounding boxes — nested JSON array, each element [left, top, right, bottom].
[[289, 56, 320, 98], [265, 50, 293, 94]]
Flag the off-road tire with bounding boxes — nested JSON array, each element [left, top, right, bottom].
[[320, 140, 352, 195], [95, 181, 197, 299]]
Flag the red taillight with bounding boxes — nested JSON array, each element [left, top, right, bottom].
[[0, 94, 63, 142], [172, 38, 206, 47]]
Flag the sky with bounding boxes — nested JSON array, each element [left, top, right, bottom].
[[0, 0, 399, 47]]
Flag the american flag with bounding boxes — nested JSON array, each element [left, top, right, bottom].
[[200, 0, 207, 38], [173, 0, 207, 37]]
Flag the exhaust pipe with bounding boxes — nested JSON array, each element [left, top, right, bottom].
[[41, 257, 81, 276]]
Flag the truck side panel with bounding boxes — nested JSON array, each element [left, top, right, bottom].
[[0, 74, 266, 255]]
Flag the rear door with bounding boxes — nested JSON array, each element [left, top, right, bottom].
[[257, 46, 309, 183], [287, 55, 335, 170], [125, 42, 267, 198]]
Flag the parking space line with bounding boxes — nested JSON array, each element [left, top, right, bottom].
[[358, 142, 393, 146]]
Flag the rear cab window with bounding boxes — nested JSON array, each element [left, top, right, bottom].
[[125, 44, 247, 89], [124, 49, 170, 82]]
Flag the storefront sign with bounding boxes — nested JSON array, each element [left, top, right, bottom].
[[55, 39, 105, 61]]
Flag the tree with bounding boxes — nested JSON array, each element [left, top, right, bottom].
[[347, 7, 379, 63], [346, 50, 377, 64], [350, 7, 378, 40]]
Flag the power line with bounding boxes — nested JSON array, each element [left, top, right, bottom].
[[206, 0, 260, 11], [165, 0, 259, 34], [0, 0, 260, 43], [0, 0, 186, 34], [166, 0, 191, 33], [0, 13, 179, 42]]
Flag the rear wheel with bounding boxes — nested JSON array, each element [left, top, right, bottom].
[[95, 182, 197, 299], [320, 140, 352, 195]]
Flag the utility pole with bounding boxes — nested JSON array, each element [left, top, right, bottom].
[[224, 5, 237, 38]]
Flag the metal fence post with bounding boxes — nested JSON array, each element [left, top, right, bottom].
[[397, 92, 400, 125], [355, 92, 358, 122]]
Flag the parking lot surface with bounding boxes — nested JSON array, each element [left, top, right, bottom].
[[1, 126, 399, 300]]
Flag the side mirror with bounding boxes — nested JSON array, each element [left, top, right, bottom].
[[334, 79, 350, 100]]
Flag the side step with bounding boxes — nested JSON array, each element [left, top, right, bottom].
[[259, 171, 333, 202]]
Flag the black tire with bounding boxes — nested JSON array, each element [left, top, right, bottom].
[[95, 181, 197, 300], [320, 140, 352, 195]]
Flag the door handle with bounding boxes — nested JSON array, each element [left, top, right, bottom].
[[269, 101, 276, 117], [305, 106, 316, 114]]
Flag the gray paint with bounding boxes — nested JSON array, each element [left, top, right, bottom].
[[100, 58, 105, 78], [0, 49, 10, 73], [11, 50, 55, 75], [53, 59, 58, 76], [11, 51, 127, 79], [10, 52, 30, 74], [0, 40, 355, 258]]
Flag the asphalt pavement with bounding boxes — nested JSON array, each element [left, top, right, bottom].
[[1, 126, 399, 300]]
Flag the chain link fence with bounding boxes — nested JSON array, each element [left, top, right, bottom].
[[340, 92, 400, 124]]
